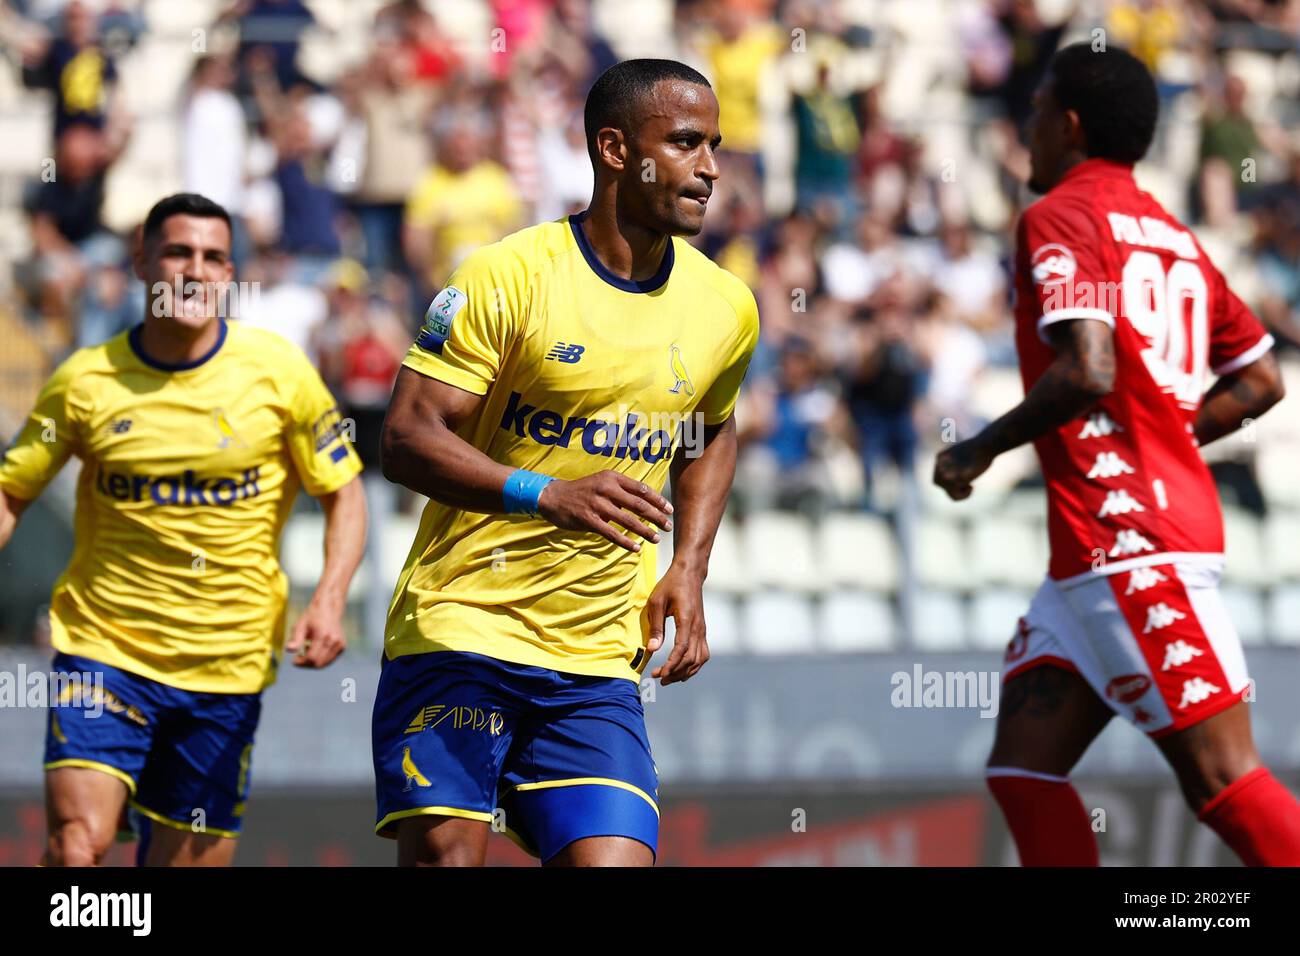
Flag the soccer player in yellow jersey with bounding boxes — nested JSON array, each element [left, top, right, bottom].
[[0, 193, 366, 866], [373, 60, 759, 866]]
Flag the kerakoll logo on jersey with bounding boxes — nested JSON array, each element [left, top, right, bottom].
[[498, 390, 680, 463], [1031, 243, 1077, 286], [95, 465, 261, 506], [1106, 674, 1151, 704]]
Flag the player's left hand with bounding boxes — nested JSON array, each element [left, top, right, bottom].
[[286, 599, 348, 668], [646, 565, 709, 686], [933, 437, 995, 501]]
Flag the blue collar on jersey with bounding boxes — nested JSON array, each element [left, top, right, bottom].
[[568, 211, 674, 293], [129, 318, 228, 372]]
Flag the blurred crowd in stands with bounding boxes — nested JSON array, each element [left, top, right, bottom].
[[2, 0, 1299, 519]]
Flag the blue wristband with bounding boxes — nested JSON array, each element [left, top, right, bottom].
[[503, 469, 555, 517]]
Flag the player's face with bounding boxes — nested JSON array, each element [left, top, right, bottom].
[[135, 214, 235, 333], [624, 80, 721, 236], [1026, 79, 1072, 194]]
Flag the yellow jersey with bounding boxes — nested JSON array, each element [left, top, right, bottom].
[[404, 160, 523, 289], [703, 24, 785, 154], [0, 320, 362, 693], [388, 214, 760, 682]]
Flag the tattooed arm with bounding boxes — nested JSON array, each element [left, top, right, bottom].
[[934, 319, 1115, 500], [1194, 351, 1285, 447]]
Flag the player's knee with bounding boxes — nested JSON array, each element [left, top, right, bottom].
[[1173, 753, 1263, 814], [47, 817, 114, 867], [408, 842, 481, 867]]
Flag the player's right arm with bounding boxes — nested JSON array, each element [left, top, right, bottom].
[[381, 246, 671, 551], [0, 357, 83, 549], [382, 370, 671, 551], [935, 319, 1115, 499]]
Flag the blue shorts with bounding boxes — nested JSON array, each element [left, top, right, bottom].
[[43, 652, 261, 842], [372, 650, 659, 862]]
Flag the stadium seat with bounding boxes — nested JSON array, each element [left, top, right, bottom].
[[970, 589, 1031, 652], [914, 517, 970, 591], [818, 591, 899, 652], [701, 589, 742, 655], [1222, 509, 1269, 587], [1263, 510, 1300, 582], [744, 511, 824, 593], [281, 514, 326, 591], [968, 515, 1045, 588], [912, 589, 968, 652], [741, 592, 817, 654], [1257, 445, 1300, 509], [700, 515, 748, 594], [816, 513, 900, 592], [1220, 585, 1266, 647], [1266, 586, 1300, 646], [282, 513, 366, 599]]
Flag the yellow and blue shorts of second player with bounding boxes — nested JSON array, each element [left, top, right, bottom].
[[43, 651, 261, 860], [372, 650, 660, 861]]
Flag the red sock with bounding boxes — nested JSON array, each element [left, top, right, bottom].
[[987, 769, 1099, 866], [1198, 767, 1300, 866]]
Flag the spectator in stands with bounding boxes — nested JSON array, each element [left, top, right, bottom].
[[19, 119, 130, 342], [694, 0, 785, 182], [236, 249, 327, 356], [21, 0, 119, 139], [1197, 72, 1263, 224], [735, 335, 844, 516], [842, 302, 926, 511], [249, 47, 343, 280], [924, 217, 1007, 338], [224, 0, 318, 99], [792, 60, 860, 225], [345, 26, 434, 275], [403, 110, 522, 294], [182, 55, 251, 267], [375, 0, 461, 87], [311, 259, 408, 469]]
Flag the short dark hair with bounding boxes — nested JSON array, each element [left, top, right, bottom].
[[583, 58, 711, 161], [142, 193, 232, 245], [1048, 43, 1158, 164]]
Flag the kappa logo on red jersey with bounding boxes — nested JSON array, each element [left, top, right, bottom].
[[1030, 243, 1077, 286], [1105, 673, 1151, 704]]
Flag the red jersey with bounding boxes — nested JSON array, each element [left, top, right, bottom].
[[1012, 158, 1274, 581]]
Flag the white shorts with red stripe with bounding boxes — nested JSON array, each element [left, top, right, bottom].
[[1002, 560, 1250, 737]]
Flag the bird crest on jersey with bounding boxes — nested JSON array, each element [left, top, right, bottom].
[[212, 409, 246, 449], [669, 345, 694, 397]]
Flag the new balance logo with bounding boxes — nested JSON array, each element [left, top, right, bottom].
[[1143, 601, 1187, 633], [1098, 489, 1146, 517], [1179, 677, 1222, 709], [108, 419, 132, 434], [1087, 452, 1135, 479], [1109, 529, 1156, 556], [1078, 411, 1122, 439], [545, 342, 586, 364], [1162, 639, 1204, 670], [1125, 567, 1168, 594]]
